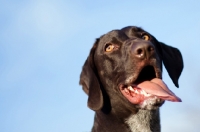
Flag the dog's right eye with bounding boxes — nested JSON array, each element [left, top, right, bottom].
[[105, 43, 115, 52]]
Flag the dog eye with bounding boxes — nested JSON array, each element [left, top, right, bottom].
[[105, 44, 115, 52], [142, 35, 150, 41]]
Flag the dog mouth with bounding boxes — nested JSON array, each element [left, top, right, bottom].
[[119, 65, 181, 108]]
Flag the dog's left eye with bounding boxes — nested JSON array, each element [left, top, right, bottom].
[[105, 44, 115, 52], [142, 35, 150, 41]]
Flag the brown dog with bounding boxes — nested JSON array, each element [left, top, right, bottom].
[[80, 26, 183, 132]]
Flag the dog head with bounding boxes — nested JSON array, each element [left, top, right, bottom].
[[80, 26, 183, 114]]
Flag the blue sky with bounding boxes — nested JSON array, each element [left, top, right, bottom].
[[0, 0, 200, 132]]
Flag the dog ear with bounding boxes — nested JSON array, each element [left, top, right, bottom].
[[160, 42, 184, 88], [79, 39, 103, 111]]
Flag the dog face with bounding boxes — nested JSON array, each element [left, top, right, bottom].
[[80, 26, 183, 114]]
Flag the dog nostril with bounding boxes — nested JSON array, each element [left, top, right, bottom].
[[134, 44, 155, 59], [132, 42, 155, 60], [148, 46, 154, 52], [137, 49, 143, 55], [135, 48, 145, 59]]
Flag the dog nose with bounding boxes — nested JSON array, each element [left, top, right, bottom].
[[132, 42, 155, 60]]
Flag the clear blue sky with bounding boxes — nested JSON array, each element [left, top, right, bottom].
[[1, 0, 200, 132]]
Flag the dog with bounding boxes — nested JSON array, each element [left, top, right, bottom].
[[79, 26, 183, 132]]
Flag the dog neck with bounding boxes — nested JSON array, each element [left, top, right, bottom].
[[92, 109, 161, 132], [125, 109, 161, 132]]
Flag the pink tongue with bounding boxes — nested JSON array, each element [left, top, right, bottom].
[[137, 78, 182, 102]]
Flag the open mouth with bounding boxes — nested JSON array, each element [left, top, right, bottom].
[[119, 65, 181, 107], [134, 65, 156, 84]]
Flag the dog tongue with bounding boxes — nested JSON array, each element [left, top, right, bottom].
[[137, 78, 182, 102]]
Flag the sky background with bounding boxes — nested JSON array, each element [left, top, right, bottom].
[[0, 0, 200, 132]]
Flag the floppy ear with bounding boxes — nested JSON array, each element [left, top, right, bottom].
[[79, 39, 103, 111], [160, 42, 184, 88]]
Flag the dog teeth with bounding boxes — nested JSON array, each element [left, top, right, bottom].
[[141, 89, 151, 97], [127, 86, 139, 94], [127, 86, 152, 97], [144, 91, 151, 97], [128, 86, 134, 92], [135, 89, 139, 94], [141, 90, 145, 94]]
